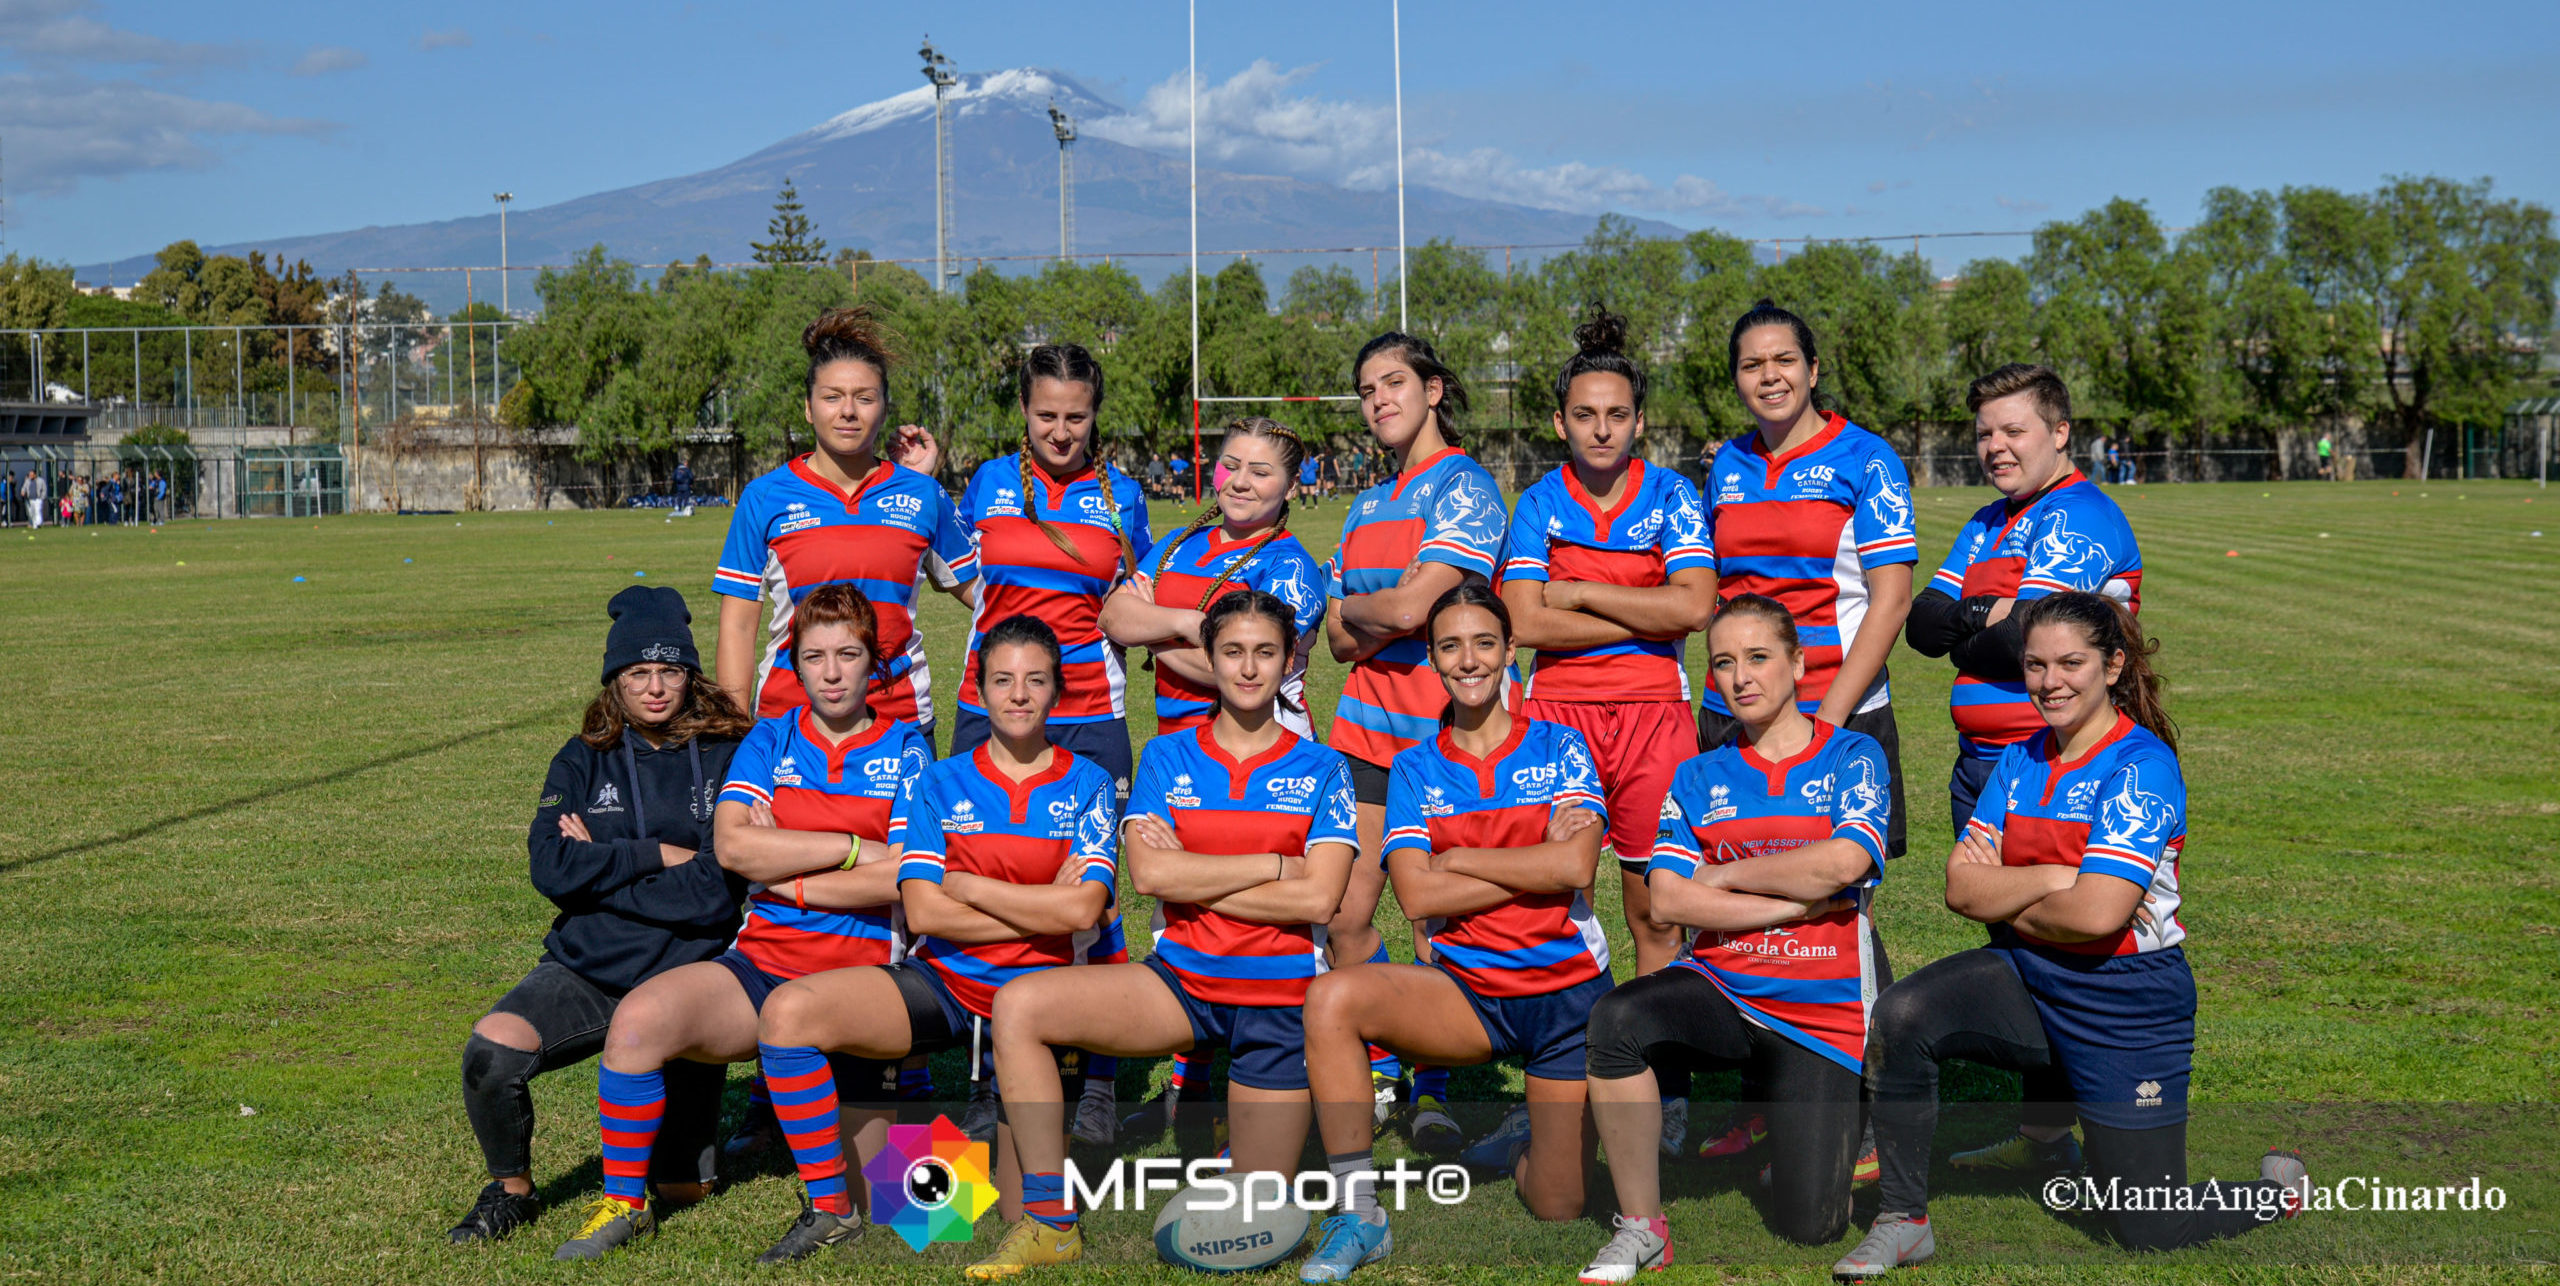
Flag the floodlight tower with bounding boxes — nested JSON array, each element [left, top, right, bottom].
[[1049, 102, 1077, 263], [920, 38, 959, 293], [493, 191, 513, 313]]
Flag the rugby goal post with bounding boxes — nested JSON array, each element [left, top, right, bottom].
[[1185, 0, 1403, 500]]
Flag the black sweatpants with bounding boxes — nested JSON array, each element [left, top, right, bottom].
[[466, 960, 723, 1185], [1588, 967, 1862, 1245], [1865, 948, 2289, 1249]]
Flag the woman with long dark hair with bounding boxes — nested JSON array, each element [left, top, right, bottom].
[[445, 586, 752, 1245]]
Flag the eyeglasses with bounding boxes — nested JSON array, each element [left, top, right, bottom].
[[616, 665, 691, 689]]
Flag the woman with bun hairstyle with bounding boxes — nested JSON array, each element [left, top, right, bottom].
[[552, 585, 928, 1262], [953, 343, 1155, 798], [445, 586, 752, 1245], [1101, 415, 1325, 739], [715, 307, 979, 744], [1835, 592, 2305, 1279]]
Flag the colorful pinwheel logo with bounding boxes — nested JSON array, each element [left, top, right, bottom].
[[862, 1115, 997, 1251]]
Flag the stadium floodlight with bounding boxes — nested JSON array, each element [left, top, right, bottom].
[[493, 192, 513, 314], [1049, 102, 1077, 263], [921, 38, 959, 293]]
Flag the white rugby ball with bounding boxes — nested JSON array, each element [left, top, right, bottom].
[[1152, 1182, 1310, 1274]]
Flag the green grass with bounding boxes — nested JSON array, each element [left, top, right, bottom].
[[0, 481, 2555, 1282]]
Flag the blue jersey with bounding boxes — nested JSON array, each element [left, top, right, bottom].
[[1499, 459, 1714, 703], [1128, 727, 1359, 1006], [1647, 723, 1891, 1074], [1967, 713, 2187, 958], [717, 712, 929, 980], [898, 747, 1119, 1018], [1141, 524, 1326, 734], [957, 456, 1155, 723], [1329, 448, 1509, 765], [1383, 719, 1609, 997]]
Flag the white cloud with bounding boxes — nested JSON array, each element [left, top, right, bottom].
[[415, 27, 472, 52], [1084, 61, 1823, 222], [291, 45, 367, 77], [0, 71, 329, 196], [0, 0, 241, 68]]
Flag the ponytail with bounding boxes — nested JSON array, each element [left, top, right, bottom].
[[1552, 304, 1648, 413], [2015, 591, 2175, 750]]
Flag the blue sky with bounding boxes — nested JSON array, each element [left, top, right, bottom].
[[4, 0, 2556, 274]]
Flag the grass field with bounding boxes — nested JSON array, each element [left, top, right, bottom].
[[1, 479, 2555, 1282]]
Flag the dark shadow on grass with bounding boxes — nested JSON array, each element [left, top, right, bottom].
[[1, 706, 570, 874]]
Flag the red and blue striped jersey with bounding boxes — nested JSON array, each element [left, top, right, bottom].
[[897, 747, 1120, 1018], [1703, 416, 1919, 717], [1142, 524, 1326, 735], [1383, 719, 1610, 998], [957, 454, 1155, 724], [1499, 459, 1714, 703], [1966, 713, 2187, 958], [1928, 471, 2143, 756], [1329, 447, 1509, 765], [717, 710, 928, 980], [715, 458, 979, 725], [1129, 726, 1359, 1006], [1647, 721, 1892, 1074]]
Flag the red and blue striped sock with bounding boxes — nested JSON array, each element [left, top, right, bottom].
[[1022, 1171, 1075, 1229], [1413, 1066, 1450, 1101], [1168, 1053, 1191, 1093], [760, 1043, 852, 1216], [597, 1065, 665, 1210], [899, 1060, 934, 1101]]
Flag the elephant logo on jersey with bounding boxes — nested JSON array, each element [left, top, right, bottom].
[[903, 746, 929, 783], [1264, 560, 1319, 621], [2026, 522, 2115, 585], [1074, 797, 1115, 857], [1864, 459, 1913, 536], [1434, 477, 1492, 538], [1662, 487, 1705, 546], [1321, 780, 1358, 833], [1839, 757, 1888, 825], [1557, 737, 1599, 801], [2096, 770, 2172, 851]]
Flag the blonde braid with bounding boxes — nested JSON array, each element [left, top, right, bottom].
[[1021, 439, 1091, 565]]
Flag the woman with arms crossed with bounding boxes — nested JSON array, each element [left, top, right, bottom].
[[741, 615, 1119, 1264], [1836, 592, 2304, 1278], [448, 586, 750, 1243], [1296, 583, 1613, 1283], [972, 591, 1359, 1279], [1577, 595, 1890, 1282], [552, 586, 928, 1261]]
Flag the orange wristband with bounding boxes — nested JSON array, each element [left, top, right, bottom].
[[794, 876, 806, 910]]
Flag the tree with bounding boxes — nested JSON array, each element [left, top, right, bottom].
[[751, 178, 828, 266], [0, 253, 74, 330], [1942, 259, 2037, 409]]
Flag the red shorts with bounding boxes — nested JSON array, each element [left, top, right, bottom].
[[1522, 698, 1693, 869]]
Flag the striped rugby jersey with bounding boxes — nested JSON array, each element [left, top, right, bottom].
[[1141, 524, 1326, 735], [1329, 447, 1509, 766], [1499, 459, 1715, 703], [1703, 415, 1919, 716], [715, 458, 979, 725], [957, 454, 1155, 724], [896, 747, 1119, 1019], [1129, 726, 1359, 1007], [718, 710, 929, 980], [1929, 471, 2142, 756], [1966, 713, 2187, 958], [1647, 721, 1892, 1074], [1383, 718, 1611, 998]]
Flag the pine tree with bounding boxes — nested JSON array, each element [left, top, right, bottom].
[[751, 178, 827, 266]]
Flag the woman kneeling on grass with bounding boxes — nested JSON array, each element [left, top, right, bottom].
[[1297, 581, 1613, 1283], [448, 586, 752, 1244], [744, 614, 1120, 1265], [552, 584, 929, 1261], [1578, 594, 1892, 1281], [972, 590, 1360, 1279], [1835, 591, 2305, 1278]]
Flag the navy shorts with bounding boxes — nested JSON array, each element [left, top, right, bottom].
[[952, 712, 1132, 805], [711, 950, 905, 1101], [1436, 963, 1613, 1082], [1144, 957, 1308, 1092]]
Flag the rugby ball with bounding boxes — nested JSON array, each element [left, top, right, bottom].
[[1152, 1181, 1309, 1274]]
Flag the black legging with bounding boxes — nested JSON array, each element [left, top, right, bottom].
[[1588, 967, 1862, 1245], [1866, 948, 2287, 1250]]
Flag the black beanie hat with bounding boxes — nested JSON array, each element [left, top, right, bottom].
[[602, 585, 701, 683]]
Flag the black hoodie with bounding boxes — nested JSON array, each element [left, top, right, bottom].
[[527, 731, 747, 993]]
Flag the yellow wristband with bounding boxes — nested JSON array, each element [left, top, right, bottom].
[[842, 836, 861, 870]]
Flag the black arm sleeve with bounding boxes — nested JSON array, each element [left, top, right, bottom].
[[1950, 609, 2028, 681], [1904, 588, 1969, 658], [527, 742, 665, 905]]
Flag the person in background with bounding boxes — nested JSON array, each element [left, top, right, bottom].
[[1, 469, 13, 527], [20, 469, 40, 528], [672, 456, 696, 518], [2316, 433, 2334, 481], [1148, 452, 1172, 500], [447, 586, 752, 1245]]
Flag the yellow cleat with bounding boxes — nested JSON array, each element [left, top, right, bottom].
[[963, 1218, 1083, 1280]]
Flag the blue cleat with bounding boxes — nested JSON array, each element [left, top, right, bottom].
[[1298, 1212, 1391, 1283], [1459, 1105, 1533, 1174]]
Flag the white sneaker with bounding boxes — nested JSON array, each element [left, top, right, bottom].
[[1070, 1082, 1117, 1146], [1577, 1213, 1670, 1283], [1657, 1097, 1688, 1158], [1832, 1213, 1934, 1280]]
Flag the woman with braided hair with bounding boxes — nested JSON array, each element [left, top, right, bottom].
[[1102, 416, 1325, 738], [953, 343, 1156, 798]]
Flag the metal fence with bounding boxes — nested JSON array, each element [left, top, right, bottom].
[[0, 440, 347, 524]]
